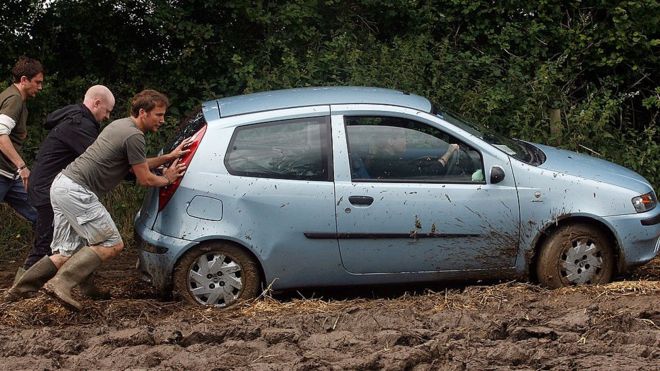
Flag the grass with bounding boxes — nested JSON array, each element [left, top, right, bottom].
[[0, 204, 33, 263]]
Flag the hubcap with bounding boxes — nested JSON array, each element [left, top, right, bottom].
[[560, 238, 603, 284], [187, 253, 243, 306]]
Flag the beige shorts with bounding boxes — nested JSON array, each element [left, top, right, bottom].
[[50, 173, 123, 257]]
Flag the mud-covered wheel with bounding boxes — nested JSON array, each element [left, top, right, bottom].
[[536, 224, 615, 288], [173, 243, 260, 307]]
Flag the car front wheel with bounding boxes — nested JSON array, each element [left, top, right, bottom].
[[173, 243, 260, 307], [536, 224, 615, 288]]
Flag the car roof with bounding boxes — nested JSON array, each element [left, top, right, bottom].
[[202, 86, 432, 120]]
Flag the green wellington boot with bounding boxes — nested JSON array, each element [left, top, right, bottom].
[[4, 256, 57, 302], [43, 246, 102, 311], [13, 267, 26, 285]]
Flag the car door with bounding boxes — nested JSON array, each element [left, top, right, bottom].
[[331, 105, 521, 274]]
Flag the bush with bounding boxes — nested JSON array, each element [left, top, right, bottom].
[[1, 1, 658, 260]]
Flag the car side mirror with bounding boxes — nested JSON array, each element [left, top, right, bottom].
[[490, 166, 505, 184]]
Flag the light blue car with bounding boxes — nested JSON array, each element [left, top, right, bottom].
[[134, 87, 660, 307]]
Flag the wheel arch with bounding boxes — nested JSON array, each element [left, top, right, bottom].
[[528, 215, 622, 282]]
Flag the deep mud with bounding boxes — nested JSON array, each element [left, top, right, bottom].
[[0, 251, 658, 370]]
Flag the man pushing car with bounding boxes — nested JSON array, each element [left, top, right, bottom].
[[8, 89, 191, 310]]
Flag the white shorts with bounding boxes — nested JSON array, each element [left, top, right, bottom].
[[50, 173, 123, 256]]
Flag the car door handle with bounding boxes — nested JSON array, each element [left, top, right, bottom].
[[349, 196, 374, 206]]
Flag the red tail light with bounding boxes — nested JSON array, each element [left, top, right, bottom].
[[158, 124, 207, 211]]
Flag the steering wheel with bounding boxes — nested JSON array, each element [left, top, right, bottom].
[[408, 155, 449, 177], [410, 155, 439, 167]]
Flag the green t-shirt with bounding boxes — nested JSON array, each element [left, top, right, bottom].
[[0, 85, 28, 175], [63, 117, 146, 197]]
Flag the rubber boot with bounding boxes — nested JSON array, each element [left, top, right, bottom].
[[78, 273, 111, 300], [13, 267, 26, 285], [43, 247, 102, 311], [4, 257, 57, 302]]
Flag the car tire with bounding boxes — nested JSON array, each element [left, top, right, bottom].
[[536, 223, 615, 288], [173, 242, 260, 307]]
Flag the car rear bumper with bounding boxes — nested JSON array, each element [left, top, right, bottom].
[[604, 207, 660, 270], [134, 220, 194, 291]]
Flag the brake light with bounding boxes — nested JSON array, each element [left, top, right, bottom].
[[158, 124, 207, 211]]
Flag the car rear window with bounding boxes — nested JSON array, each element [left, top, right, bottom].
[[225, 116, 332, 181], [165, 109, 207, 153]]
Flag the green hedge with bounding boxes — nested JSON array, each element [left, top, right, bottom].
[[1, 1, 658, 257]]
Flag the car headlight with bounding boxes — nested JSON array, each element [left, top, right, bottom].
[[632, 192, 657, 213]]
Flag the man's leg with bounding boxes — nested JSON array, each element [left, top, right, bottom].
[[0, 176, 11, 201], [4, 199, 73, 301], [43, 234, 124, 309], [77, 243, 120, 300], [44, 240, 124, 310], [43, 180, 123, 310], [4, 177, 37, 224], [3, 177, 37, 281], [43, 246, 107, 310], [90, 243, 125, 261], [23, 204, 54, 269], [3, 255, 57, 301]]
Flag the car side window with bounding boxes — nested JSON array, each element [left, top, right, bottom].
[[225, 116, 332, 181], [345, 116, 484, 183]]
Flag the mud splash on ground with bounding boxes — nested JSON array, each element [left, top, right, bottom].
[[0, 252, 658, 370]]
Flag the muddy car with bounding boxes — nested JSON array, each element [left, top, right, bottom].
[[134, 86, 660, 307]]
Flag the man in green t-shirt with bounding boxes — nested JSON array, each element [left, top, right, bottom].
[[0, 57, 44, 232], [8, 89, 190, 310]]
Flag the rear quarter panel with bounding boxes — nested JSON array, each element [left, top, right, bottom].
[[153, 107, 348, 289]]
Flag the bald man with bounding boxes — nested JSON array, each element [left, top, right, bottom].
[[8, 85, 115, 299]]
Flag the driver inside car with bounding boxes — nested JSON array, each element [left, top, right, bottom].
[[364, 129, 460, 179]]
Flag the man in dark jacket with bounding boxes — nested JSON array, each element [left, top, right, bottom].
[[10, 85, 114, 297]]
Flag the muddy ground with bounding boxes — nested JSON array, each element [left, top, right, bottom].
[[0, 250, 658, 371]]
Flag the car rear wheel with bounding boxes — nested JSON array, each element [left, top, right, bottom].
[[173, 243, 260, 307], [536, 224, 615, 288]]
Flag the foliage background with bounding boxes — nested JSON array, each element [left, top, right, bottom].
[[0, 0, 658, 259]]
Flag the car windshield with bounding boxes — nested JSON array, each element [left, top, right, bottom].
[[435, 110, 545, 166]]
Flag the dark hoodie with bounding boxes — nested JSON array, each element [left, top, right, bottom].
[[28, 104, 100, 207]]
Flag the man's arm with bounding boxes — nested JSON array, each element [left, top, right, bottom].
[[0, 105, 25, 169], [146, 153, 175, 170], [438, 144, 459, 167], [0, 134, 26, 169], [132, 158, 186, 187], [0, 96, 29, 188], [0, 134, 29, 188], [145, 137, 193, 170]]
